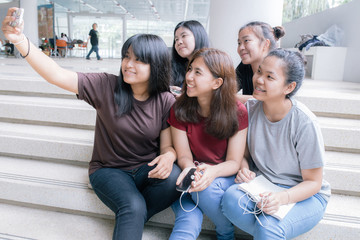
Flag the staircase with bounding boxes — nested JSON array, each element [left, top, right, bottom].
[[0, 57, 359, 240]]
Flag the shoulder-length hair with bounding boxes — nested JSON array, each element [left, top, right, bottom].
[[114, 34, 171, 115], [174, 48, 239, 139], [171, 20, 210, 87]]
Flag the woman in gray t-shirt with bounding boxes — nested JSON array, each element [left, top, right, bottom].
[[222, 49, 330, 239]]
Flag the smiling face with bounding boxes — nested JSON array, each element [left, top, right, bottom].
[[252, 56, 293, 102], [185, 57, 221, 99], [237, 27, 268, 65], [174, 27, 196, 60], [121, 46, 151, 88]]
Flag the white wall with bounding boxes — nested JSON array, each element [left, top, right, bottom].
[[209, 0, 284, 66], [282, 0, 360, 82], [20, 0, 39, 46]]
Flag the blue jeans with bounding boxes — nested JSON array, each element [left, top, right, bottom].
[[170, 176, 236, 240], [89, 164, 181, 240], [222, 184, 328, 240], [86, 45, 101, 59]]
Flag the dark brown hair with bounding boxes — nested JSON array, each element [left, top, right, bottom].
[[174, 48, 239, 139], [239, 21, 285, 50]]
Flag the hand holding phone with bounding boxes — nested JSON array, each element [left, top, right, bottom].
[[9, 8, 24, 27], [176, 168, 196, 192], [170, 86, 182, 96]]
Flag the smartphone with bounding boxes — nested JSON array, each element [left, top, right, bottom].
[[9, 8, 24, 27], [170, 86, 182, 95], [176, 168, 196, 192]]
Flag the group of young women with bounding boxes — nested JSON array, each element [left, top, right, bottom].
[[2, 7, 330, 240]]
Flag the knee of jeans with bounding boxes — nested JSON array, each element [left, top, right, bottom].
[[221, 185, 240, 216], [116, 196, 147, 220], [254, 219, 285, 240], [169, 164, 181, 180], [171, 209, 203, 240]]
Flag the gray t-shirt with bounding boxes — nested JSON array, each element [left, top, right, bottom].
[[77, 72, 175, 175], [246, 98, 331, 201]]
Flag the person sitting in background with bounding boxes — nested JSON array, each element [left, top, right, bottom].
[[236, 21, 285, 103], [170, 20, 209, 98], [60, 33, 69, 42], [4, 39, 14, 55]]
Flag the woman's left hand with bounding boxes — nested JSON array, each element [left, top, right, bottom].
[[257, 192, 283, 215], [189, 164, 216, 193], [148, 152, 174, 179]]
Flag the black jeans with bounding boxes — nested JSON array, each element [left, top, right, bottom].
[[90, 163, 181, 240]]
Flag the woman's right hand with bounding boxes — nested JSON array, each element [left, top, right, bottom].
[[2, 8, 24, 44], [170, 86, 182, 98], [235, 168, 256, 183]]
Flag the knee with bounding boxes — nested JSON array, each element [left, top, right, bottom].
[[171, 201, 203, 240], [254, 222, 285, 240], [117, 196, 147, 221], [221, 185, 239, 216], [168, 164, 181, 181]]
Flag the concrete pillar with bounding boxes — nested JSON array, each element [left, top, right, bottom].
[[67, 13, 73, 40], [20, 0, 39, 46], [209, 0, 284, 65]]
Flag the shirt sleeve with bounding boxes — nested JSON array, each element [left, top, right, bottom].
[[77, 72, 117, 109], [296, 118, 325, 170], [237, 101, 249, 131], [167, 107, 187, 131]]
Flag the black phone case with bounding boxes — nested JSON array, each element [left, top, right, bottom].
[[176, 168, 196, 192]]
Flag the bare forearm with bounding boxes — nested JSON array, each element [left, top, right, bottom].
[[14, 35, 78, 93], [160, 146, 177, 163], [177, 157, 195, 170], [283, 180, 322, 205], [212, 159, 241, 178]]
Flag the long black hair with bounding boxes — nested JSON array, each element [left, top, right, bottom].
[[114, 34, 171, 115], [171, 20, 209, 87]]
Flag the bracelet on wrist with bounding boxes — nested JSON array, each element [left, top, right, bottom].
[[20, 36, 30, 58], [13, 35, 26, 46], [285, 190, 290, 205]]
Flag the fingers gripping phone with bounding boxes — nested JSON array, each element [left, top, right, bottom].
[[176, 168, 196, 192], [9, 8, 24, 27]]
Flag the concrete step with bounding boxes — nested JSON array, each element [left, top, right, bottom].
[[0, 57, 120, 75], [318, 116, 360, 153], [0, 155, 359, 239], [296, 79, 360, 119], [0, 156, 111, 217], [325, 151, 360, 196], [0, 74, 74, 98], [0, 58, 119, 99], [0, 202, 113, 240], [0, 121, 359, 194], [0, 203, 224, 240], [0, 95, 95, 128], [0, 122, 93, 164], [1, 108, 359, 154]]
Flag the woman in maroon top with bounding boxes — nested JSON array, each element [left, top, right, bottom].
[[168, 48, 248, 240], [3, 8, 180, 240]]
